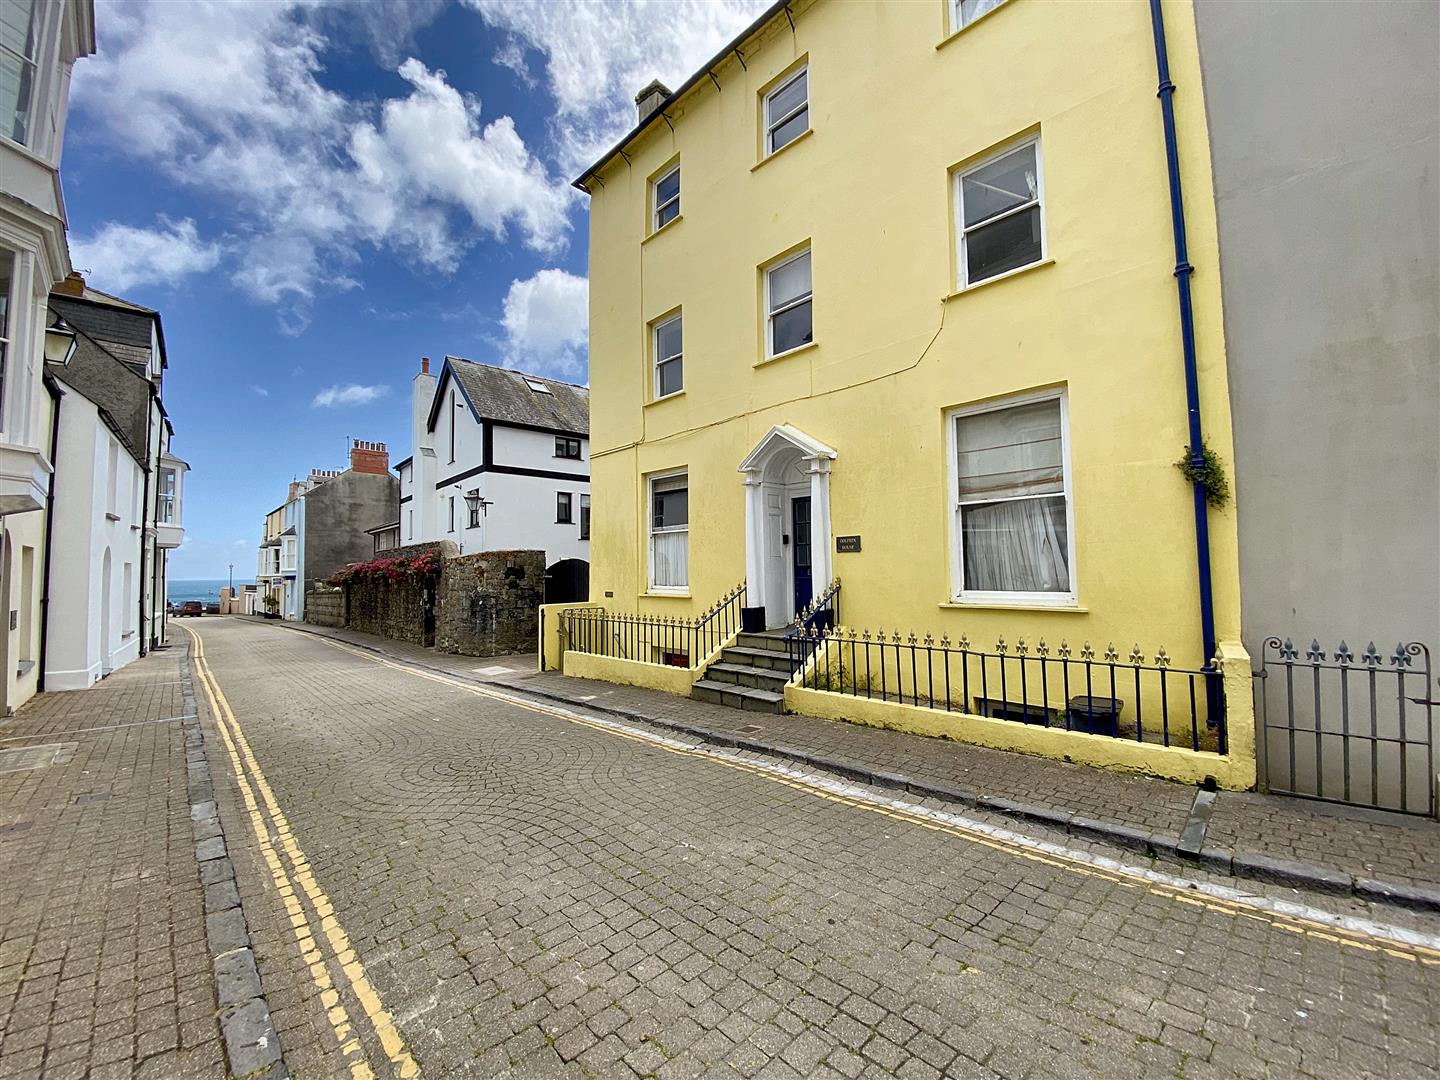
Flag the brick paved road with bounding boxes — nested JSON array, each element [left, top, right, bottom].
[[191, 618, 1440, 1079], [0, 645, 226, 1080]]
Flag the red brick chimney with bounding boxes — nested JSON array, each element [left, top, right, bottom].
[[421, 356, 430, 374], [349, 439, 389, 475]]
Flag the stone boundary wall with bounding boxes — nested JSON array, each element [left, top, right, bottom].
[[436, 550, 544, 657], [304, 590, 344, 628], [347, 578, 432, 646]]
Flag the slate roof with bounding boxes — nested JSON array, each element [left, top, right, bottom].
[[47, 324, 152, 466], [49, 285, 167, 374], [440, 357, 589, 436]]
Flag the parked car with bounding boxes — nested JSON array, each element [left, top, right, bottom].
[[177, 601, 203, 617]]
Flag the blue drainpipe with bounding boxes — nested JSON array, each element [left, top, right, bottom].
[[1148, 0, 1218, 677]]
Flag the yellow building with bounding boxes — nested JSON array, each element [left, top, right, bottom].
[[568, 0, 1252, 785]]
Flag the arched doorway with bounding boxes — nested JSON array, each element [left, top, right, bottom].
[[545, 559, 590, 605], [738, 425, 837, 629], [100, 549, 113, 678]]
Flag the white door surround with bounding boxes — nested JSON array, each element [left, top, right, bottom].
[[738, 425, 836, 629]]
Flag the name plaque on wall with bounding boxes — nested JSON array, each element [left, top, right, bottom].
[[835, 535, 862, 553]]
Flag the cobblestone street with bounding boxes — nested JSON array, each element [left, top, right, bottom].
[[5, 617, 1440, 1079]]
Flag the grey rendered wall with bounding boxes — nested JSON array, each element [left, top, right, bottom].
[[1195, 0, 1440, 655], [302, 472, 401, 587]]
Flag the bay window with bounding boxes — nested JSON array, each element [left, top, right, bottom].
[[950, 390, 1073, 601], [1, 0, 41, 146]]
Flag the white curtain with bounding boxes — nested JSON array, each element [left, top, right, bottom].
[[651, 529, 688, 589], [957, 398, 1069, 592], [962, 497, 1069, 592]]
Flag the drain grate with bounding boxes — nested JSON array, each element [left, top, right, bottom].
[[737, 724, 765, 734], [0, 743, 77, 773], [74, 792, 112, 804]]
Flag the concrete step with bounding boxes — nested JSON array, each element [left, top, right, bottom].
[[722, 646, 794, 672], [691, 680, 786, 713], [735, 632, 791, 654], [704, 662, 791, 692]]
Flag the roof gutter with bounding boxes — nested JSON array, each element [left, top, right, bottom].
[[572, 0, 794, 192], [1148, 0, 1217, 678]]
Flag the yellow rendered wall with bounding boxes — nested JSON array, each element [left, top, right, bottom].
[[584, 0, 1239, 675]]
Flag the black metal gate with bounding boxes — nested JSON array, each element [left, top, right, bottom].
[[1255, 638, 1436, 816]]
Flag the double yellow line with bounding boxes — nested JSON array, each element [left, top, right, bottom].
[[299, 629, 1440, 969], [182, 624, 419, 1079]]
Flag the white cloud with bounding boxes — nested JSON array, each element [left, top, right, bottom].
[[463, 0, 768, 176], [249, 384, 269, 397], [500, 269, 588, 377], [69, 217, 222, 291], [72, 1, 575, 312], [312, 383, 389, 408]]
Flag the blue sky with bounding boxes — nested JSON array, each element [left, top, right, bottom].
[[62, 0, 764, 579]]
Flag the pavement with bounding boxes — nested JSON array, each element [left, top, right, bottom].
[[3, 616, 1438, 1080], [0, 643, 230, 1079], [281, 619, 1440, 907]]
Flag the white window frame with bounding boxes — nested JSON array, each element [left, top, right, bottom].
[[950, 0, 1011, 34], [763, 66, 808, 156], [0, 248, 13, 433], [946, 386, 1076, 606], [1, 0, 42, 149], [954, 136, 1046, 290], [652, 163, 680, 231], [647, 469, 689, 594], [653, 312, 683, 399], [764, 247, 813, 360]]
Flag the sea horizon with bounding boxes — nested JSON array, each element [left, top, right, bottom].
[[168, 578, 256, 604]]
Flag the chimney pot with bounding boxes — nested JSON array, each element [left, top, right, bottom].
[[634, 79, 671, 123]]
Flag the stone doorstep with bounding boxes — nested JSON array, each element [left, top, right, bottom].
[[270, 620, 1440, 913]]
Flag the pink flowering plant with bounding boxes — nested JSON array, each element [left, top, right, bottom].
[[327, 552, 442, 588]]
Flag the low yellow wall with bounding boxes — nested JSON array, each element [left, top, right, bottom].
[[786, 640, 1257, 790], [538, 602, 601, 672], [563, 651, 700, 696]]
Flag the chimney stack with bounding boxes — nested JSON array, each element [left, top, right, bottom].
[[349, 438, 390, 475], [421, 356, 430, 374], [634, 80, 671, 123], [53, 271, 86, 297]]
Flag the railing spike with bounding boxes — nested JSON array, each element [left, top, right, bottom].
[[1080, 641, 1095, 662], [1363, 641, 1382, 667], [1015, 637, 1028, 656], [1035, 639, 1049, 657], [1104, 642, 1119, 663], [1128, 643, 1144, 665], [1334, 640, 1353, 666], [1305, 639, 1326, 662], [1391, 642, 1413, 668]]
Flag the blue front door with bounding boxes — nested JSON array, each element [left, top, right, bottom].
[[791, 496, 812, 614]]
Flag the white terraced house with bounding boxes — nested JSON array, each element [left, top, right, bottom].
[[396, 356, 591, 603]]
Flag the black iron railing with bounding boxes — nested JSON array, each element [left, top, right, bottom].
[[786, 578, 839, 676], [789, 627, 1224, 751], [1256, 638, 1435, 816], [560, 583, 746, 669]]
